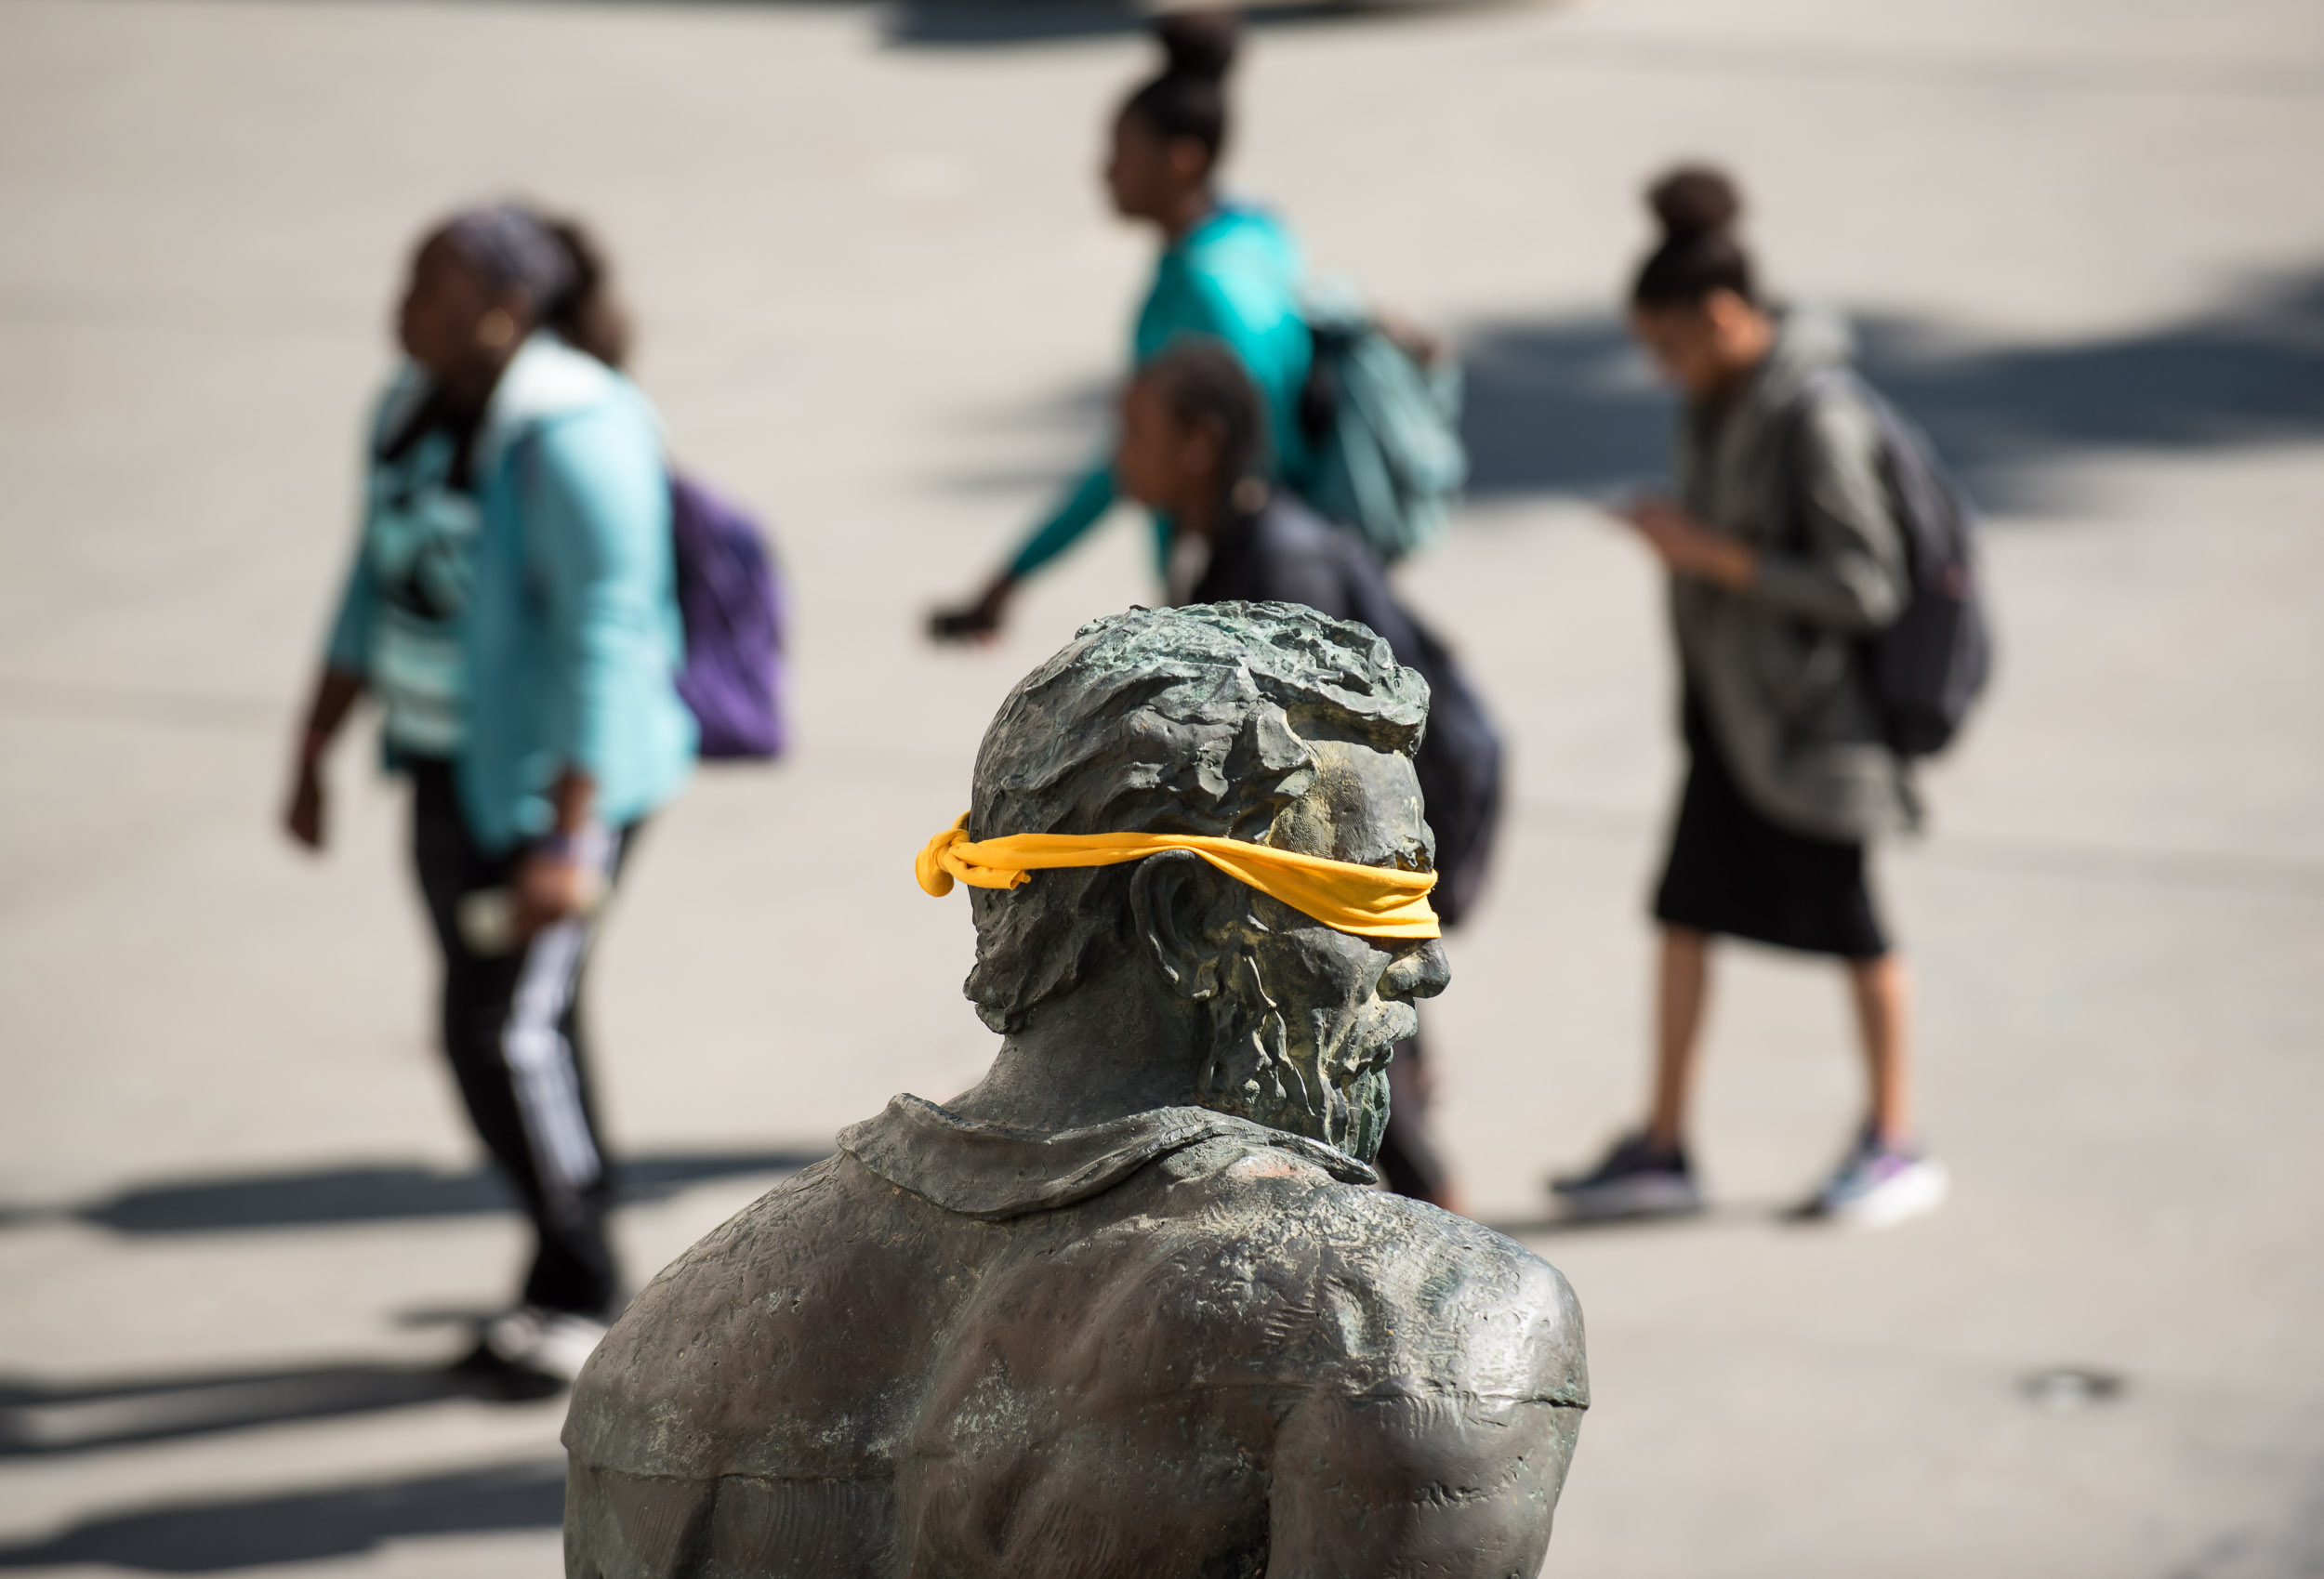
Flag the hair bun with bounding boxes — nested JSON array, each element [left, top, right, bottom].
[[1153, 10, 1239, 83], [1648, 165, 1741, 243]]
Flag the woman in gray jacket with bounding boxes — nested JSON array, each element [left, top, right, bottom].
[[1552, 168, 1948, 1228]]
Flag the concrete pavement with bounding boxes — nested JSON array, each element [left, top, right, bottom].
[[2, 0, 2321, 1572]]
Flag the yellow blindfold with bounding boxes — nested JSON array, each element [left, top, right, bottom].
[[916, 815, 1440, 941]]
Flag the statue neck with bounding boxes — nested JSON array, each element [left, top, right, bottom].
[[946, 979, 1206, 1135]]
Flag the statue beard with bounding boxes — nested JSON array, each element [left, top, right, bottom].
[[1194, 946, 1401, 1164]]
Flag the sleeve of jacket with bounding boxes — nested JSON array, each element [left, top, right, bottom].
[[321, 520, 378, 675], [322, 377, 416, 677], [1747, 387, 1908, 636], [523, 407, 673, 782], [1006, 460, 1118, 578]]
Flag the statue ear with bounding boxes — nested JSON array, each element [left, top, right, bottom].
[[1129, 849, 1236, 1001]]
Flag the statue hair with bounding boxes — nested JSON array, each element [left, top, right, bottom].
[[962, 602, 1429, 1034]]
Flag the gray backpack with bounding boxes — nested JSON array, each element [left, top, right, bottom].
[[1296, 293, 1467, 564], [1789, 373, 1993, 757]]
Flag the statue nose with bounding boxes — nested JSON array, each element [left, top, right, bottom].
[[1381, 939, 1450, 1002]]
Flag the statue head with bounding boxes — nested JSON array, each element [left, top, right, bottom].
[[960, 602, 1449, 1161]]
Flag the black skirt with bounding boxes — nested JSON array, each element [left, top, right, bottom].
[[1652, 692, 1890, 959]]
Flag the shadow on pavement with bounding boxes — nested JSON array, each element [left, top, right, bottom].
[[1480, 1201, 1789, 1240], [881, 0, 1414, 47], [183, 0, 1504, 47], [0, 1460, 562, 1572], [0, 1146, 825, 1236], [1460, 266, 2324, 508], [0, 1360, 553, 1459]]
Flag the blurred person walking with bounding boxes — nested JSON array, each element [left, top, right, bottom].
[[1552, 168, 1953, 1229], [1113, 339, 1504, 1215], [282, 204, 694, 1387], [931, 11, 1314, 640]]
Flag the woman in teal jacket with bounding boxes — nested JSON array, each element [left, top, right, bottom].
[[284, 207, 692, 1388], [932, 13, 1312, 639]]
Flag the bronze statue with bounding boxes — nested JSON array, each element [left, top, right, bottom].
[[564, 603, 1587, 1577]]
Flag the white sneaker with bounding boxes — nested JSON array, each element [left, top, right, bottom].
[[1803, 1134, 1949, 1229], [482, 1305, 609, 1383]]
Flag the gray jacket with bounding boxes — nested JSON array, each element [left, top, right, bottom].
[[1670, 309, 1913, 843]]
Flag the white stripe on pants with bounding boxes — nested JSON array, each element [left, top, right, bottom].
[[502, 916, 603, 1204]]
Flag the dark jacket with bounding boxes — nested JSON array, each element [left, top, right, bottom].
[[1187, 495, 1503, 926], [1671, 309, 1913, 842]]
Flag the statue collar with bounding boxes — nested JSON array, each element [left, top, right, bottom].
[[838, 1094, 1377, 1221]]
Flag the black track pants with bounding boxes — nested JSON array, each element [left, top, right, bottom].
[[409, 760, 629, 1319]]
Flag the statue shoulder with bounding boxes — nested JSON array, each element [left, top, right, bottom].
[[1370, 1191, 1587, 1404], [1317, 1183, 1587, 1408], [1255, 1194, 1590, 1574], [564, 1151, 944, 1478], [1151, 1142, 1588, 1409]]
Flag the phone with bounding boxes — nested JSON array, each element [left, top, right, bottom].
[[456, 872, 608, 957], [931, 606, 1000, 642]]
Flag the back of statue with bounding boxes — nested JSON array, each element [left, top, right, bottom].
[[565, 604, 1586, 1578]]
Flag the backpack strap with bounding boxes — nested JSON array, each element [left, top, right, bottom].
[[1774, 367, 1859, 557]]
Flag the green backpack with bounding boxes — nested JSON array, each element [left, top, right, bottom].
[[1296, 289, 1468, 563]]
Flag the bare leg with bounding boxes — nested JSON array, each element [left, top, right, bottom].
[[1645, 928, 1711, 1153], [1845, 953, 1913, 1147]]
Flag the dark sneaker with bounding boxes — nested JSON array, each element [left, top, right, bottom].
[[1551, 1132, 1702, 1220], [449, 1339, 564, 1401], [1799, 1131, 1949, 1229]]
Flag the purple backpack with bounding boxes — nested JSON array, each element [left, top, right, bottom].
[[669, 472, 786, 760]]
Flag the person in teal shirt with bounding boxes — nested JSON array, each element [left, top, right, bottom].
[[284, 206, 691, 1389], [932, 13, 1313, 639]]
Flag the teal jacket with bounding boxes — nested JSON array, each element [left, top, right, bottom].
[[325, 365, 482, 761], [1008, 204, 1313, 579], [326, 336, 694, 850]]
